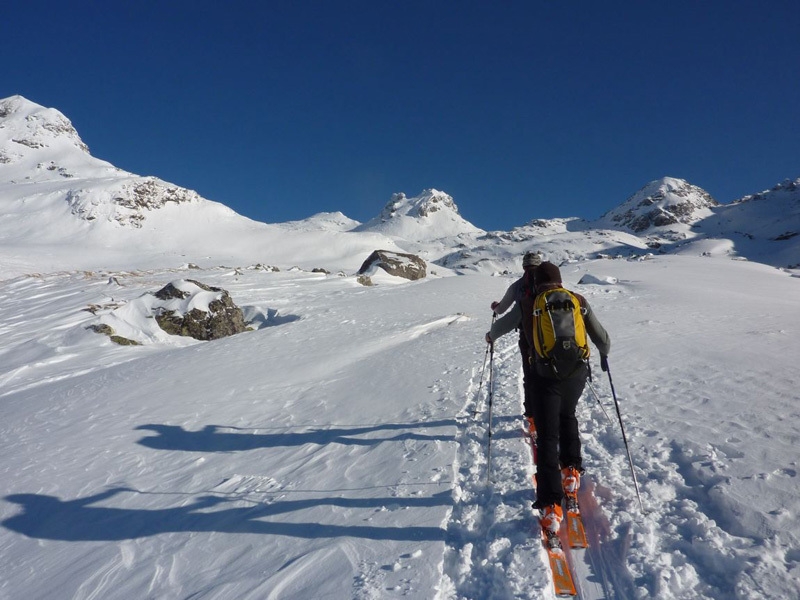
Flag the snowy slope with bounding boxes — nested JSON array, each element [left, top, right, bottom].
[[1, 257, 799, 600], [697, 178, 800, 268], [276, 211, 362, 233]]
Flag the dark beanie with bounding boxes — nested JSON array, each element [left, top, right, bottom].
[[534, 261, 562, 286]]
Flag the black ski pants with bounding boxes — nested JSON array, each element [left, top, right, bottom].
[[529, 364, 587, 506], [519, 334, 535, 417]]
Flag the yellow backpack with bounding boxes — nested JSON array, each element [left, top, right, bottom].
[[532, 288, 590, 379]]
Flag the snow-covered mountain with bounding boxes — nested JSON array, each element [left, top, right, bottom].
[[0, 94, 201, 227], [0, 96, 404, 276], [2, 95, 798, 276], [276, 211, 361, 233], [353, 189, 484, 242], [599, 177, 719, 236]]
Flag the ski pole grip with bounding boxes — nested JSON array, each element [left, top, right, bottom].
[[600, 355, 609, 372]]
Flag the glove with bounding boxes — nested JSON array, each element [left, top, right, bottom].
[[600, 355, 609, 372], [485, 332, 493, 344], [490, 301, 499, 310]]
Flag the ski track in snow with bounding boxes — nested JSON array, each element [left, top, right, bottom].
[[442, 338, 552, 599], [441, 328, 638, 600]]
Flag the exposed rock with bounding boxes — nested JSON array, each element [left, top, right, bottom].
[[154, 282, 192, 301], [603, 178, 719, 233], [249, 264, 280, 272], [110, 335, 141, 346], [66, 177, 201, 227], [88, 323, 114, 336], [356, 275, 374, 287], [153, 280, 249, 341], [358, 250, 427, 281], [86, 323, 140, 346]]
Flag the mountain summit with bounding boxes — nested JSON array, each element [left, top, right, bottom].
[[600, 177, 719, 235], [0, 95, 107, 180], [0, 95, 90, 158], [0, 95, 203, 229], [355, 189, 484, 241]]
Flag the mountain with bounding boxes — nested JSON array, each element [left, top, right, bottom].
[[1, 95, 798, 277], [276, 211, 362, 233], [354, 189, 484, 241], [0, 96, 403, 276], [453, 176, 800, 272], [0, 94, 201, 227], [599, 177, 719, 236]]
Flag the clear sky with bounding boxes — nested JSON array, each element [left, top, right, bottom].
[[3, 1, 798, 231]]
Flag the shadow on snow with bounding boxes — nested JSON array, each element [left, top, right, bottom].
[[3, 419, 457, 542], [2, 487, 451, 542], [134, 419, 457, 452]]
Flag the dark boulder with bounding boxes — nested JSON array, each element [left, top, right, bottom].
[[154, 280, 249, 341], [358, 250, 427, 281]]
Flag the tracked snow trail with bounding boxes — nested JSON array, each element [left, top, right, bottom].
[[441, 327, 638, 599], [442, 333, 557, 599]]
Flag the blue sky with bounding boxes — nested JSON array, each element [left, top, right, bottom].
[[3, 1, 798, 231]]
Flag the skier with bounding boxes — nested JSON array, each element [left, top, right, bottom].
[[484, 251, 542, 426], [521, 261, 611, 535]]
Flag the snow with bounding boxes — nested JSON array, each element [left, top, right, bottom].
[[2, 256, 799, 599], [2, 95, 800, 599]]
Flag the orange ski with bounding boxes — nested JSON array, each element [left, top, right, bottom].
[[566, 508, 588, 549], [541, 529, 577, 597]]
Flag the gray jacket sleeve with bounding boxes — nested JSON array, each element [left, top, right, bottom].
[[583, 300, 611, 356], [493, 281, 518, 315], [489, 303, 522, 342]]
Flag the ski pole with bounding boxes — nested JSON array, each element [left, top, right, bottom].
[[486, 312, 496, 483], [473, 313, 496, 416], [472, 340, 491, 417], [586, 381, 614, 427], [603, 358, 645, 513]]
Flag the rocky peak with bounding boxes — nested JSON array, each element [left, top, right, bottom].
[[0, 95, 89, 156], [602, 177, 719, 233], [1, 96, 201, 228], [355, 188, 483, 241], [378, 189, 460, 221]]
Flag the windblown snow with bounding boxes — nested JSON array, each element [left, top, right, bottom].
[[1, 95, 800, 600]]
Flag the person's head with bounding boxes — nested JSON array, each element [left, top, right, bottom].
[[534, 261, 562, 288], [522, 251, 542, 271]]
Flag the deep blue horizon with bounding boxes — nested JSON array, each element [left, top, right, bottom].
[[3, 1, 798, 231]]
